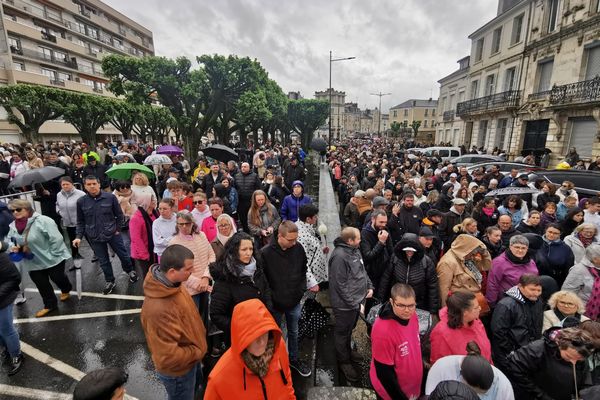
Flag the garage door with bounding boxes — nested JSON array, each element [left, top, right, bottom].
[[568, 117, 597, 159]]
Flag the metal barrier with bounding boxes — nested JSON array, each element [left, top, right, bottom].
[[0, 190, 42, 213]]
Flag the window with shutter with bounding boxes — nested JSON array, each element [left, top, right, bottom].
[[585, 46, 600, 81], [568, 117, 597, 159]]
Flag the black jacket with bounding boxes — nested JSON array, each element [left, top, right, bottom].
[[472, 207, 500, 234], [201, 172, 224, 199], [208, 257, 273, 337], [516, 222, 543, 236], [481, 235, 505, 260], [507, 328, 590, 400], [360, 224, 394, 291], [500, 227, 518, 248], [377, 234, 439, 313], [491, 286, 544, 372], [260, 242, 307, 311], [82, 163, 109, 188], [534, 239, 575, 287], [234, 171, 261, 201], [397, 206, 423, 236], [536, 193, 560, 212], [0, 252, 20, 309], [440, 208, 467, 249], [283, 164, 306, 189]]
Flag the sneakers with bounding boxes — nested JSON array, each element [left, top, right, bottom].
[[290, 359, 311, 377], [59, 293, 71, 302], [7, 354, 23, 376], [103, 281, 116, 295], [339, 363, 359, 382], [14, 293, 26, 305], [350, 350, 364, 362], [35, 308, 56, 318], [128, 271, 139, 283]]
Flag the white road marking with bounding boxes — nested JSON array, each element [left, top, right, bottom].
[[0, 384, 71, 400], [13, 308, 142, 324], [24, 288, 145, 301]]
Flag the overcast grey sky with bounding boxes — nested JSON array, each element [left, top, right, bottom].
[[103, 0, 497, 112]]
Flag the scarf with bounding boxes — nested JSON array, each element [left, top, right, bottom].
[[15, 217, 28, 234], [464, 259, 483, 284], [241, 336, 275, 378], [578, 233, 594, 248], [553, 308, 581, 323], [505, 248, 531, 265], [586, 266, 600, 321], [239, 257, 257, 278], [482, 207, 495, 217], [216, 215, 236, 246], [138, 207, 158, 263]]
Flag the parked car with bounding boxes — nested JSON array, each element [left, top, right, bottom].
[[467, 162, 546, 176], [406, 146, 462, 161], [450, 154, 503, 167], [529, 170, 600, 198]]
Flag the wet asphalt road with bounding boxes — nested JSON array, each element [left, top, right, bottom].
[[0, 241, 167, 400]]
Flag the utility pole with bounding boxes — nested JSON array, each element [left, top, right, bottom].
[[329, 51, 355, 148], [370, 92, 391, 139]]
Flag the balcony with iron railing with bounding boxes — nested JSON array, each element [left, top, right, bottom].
[[456, 90, 521, 117], [527, 90, 552, 102], [442, 110, 455, 121], [549, 77, 600, 106]]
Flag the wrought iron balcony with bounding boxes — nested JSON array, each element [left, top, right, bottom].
[[456, 90, 521, 117], [443, 110, 455, 121], [549, 77, 600, 106]]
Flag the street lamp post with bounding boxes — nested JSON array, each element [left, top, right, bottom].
[[370, 91, 391, 140], [329, 51, 355, 148]]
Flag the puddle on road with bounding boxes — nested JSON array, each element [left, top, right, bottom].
[[315, 368, 334, 387]]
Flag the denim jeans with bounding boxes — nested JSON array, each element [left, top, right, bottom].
[[0, 302, 20, 357], [89, 233, 133, 282], [273, 302, 302, 362], [157, 363, 197, 400]]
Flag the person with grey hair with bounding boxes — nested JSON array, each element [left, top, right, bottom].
[[562, 243, 600, 320], [485, 235, 538, 307], [564, 222, 598, 264]]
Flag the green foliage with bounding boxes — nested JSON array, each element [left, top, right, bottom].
[[390, 121, 402, 137], [63, 93, 115, 146], [110, 100, 140, 140], [287, 99, 329, 148], [411, 120, 422, 137], [133, 106, 176, 144], [0, 84, 68, 142]]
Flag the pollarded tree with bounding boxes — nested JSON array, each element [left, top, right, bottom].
[[110, 100, 141, 140], [287, 99, 329, 148], [63, 93, 115, 146], [133, 106, 176, 144], [0, 84, 68, 142], [235, 89, 271, 146], [411, 120, 422, 138]]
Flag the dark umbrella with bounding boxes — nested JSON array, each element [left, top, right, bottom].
[[310, 137, 328, 152], [202, 144, 239, 163], [486, 186, 539, 197], [156, 145, 184, 155], [8, 166, 65, 189]]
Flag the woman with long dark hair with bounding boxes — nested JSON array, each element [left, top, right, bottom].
[[560, 207, 584, 239]]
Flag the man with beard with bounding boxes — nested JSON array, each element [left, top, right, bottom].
[[360, 209, 394, 295], [396, 193, 423, 235]]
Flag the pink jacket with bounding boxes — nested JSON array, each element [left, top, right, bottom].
[[129, 210, 156, 261], [201, 216, 218, 242]]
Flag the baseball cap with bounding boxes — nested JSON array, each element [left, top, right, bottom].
[[453, 198, 467, 205], [419, 226, 434, 237], [372, 196, 390, 208]]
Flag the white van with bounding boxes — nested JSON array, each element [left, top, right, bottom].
[[406, 147, 461, 161]]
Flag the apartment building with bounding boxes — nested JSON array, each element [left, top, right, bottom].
[[436, 56, 470, 145], [456, 0, 531, 152], [0, 0, 154, 142], [515, 0, 600, 163], [315, 88, 345, 140], [389, 99, 438, 144]]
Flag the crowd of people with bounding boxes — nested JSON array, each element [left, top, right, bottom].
[[1, 137, 600, 399]]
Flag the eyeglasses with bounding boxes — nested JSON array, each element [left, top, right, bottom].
[[177, 222, 192, 226], [392, 302, 416, 310], [10, 208, 23, 213], [193, 200, 204, 205], [511, 245, 528, 251], [217, 224, 231, 228], [558, 301, 577, 307]]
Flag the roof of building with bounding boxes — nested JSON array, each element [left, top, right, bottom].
[[390, 99, 438, 110]]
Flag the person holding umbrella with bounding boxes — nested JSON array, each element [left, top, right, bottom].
[[7, 199, 72, 317]]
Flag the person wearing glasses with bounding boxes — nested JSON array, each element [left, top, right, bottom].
[[430, 291, 492, 364], [7, 199, 72, 317], [507, 327, 593, 400], [191, 192, 210, 228], [491, 274, 544, 373], [369, 283, 423, 400], [543, 291, 589, 332]]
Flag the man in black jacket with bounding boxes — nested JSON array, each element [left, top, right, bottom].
[[201, 161, 224, 199], [490, 274, 544, 373], [82, 157, 109, 189], [396, 193, 423, 235], [234, 162, 261, 232], [283, 157, 305, 190], [261, 221, 311, 377], [360, 209, 394, 295], [439, 198, 468, 249]]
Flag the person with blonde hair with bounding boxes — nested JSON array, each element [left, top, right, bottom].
[[543, 290, 589, 331], [248, 190, 280, 248], [130, 171, 157, 209]]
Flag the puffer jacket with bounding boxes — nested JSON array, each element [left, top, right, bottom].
[[507, 328, 589, 400], [204, 299, 295, 400], [280, 193, 312, 222], [260, 241, 307, 311], [534, 238, 575, 287], [329, 237, 373, 310], [377, 234, 439, 313], [209, 257, 273, 340], [234, 171, 261, 201], [490, 286, 544, 372], [436, 234, 491, 306]]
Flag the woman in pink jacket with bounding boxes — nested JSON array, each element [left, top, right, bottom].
[[129, 196, 158, 278]]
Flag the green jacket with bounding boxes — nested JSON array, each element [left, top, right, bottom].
[[8, 212, 71, 271]]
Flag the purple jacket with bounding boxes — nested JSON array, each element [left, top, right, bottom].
[[485, 251, 538, 307]]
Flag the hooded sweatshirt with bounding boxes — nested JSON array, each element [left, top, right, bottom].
[[204, 299, 295, 400], [140, 265, 207, 377]]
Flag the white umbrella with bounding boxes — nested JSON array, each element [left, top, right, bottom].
[[143, 154, 173, 165]]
